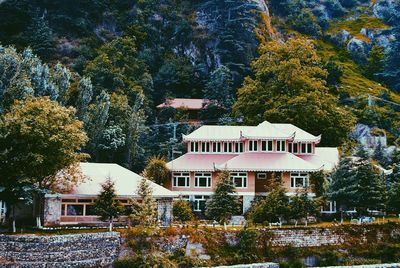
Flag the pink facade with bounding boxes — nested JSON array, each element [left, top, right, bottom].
[[166, 121, 339, 213]]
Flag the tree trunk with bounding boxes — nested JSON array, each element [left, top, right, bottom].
[[12, 205, 16, 233], [109, 217, 113, 232]]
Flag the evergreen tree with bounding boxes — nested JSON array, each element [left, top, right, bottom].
[[142, 155, 169, 185], [172, 198, 194, 223], [247, 181, 291, 224], [382, 26, 400, 92], [204, 65, 234, 111], [94, 177, 124, 232], [206, 170, 241, 224], [25, 12, 55, 61], [98, 125, 126, 161], [76, 77, 93, 123], [387, 181, 400, 215], [52, 63, 71, 105], [129, 178, 158, 227], [365, 45, 385, 79], [290, 190, 317, 226], [327, 157, 386, 215]]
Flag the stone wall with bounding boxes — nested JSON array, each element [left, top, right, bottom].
[[267, 228, 344, 247], [0, 232, 120, 268]]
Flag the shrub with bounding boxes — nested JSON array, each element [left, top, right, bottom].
[[115, 254, 176, 268], [173, 199, 194, 222]]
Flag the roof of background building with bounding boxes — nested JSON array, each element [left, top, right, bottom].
[[156, 98, 211, 110], [183, 121, 320, 142], [65, 163, 177, 198]]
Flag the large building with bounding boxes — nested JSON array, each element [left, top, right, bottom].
[[165, 121, 339, 213]]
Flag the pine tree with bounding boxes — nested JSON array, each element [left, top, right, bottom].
[[129, 178, 158, 227], [365, 45, 384, 79], [52, 63, 71, 105], [382, 26, 400, 92], [247, 181, 291, 224], [172, 198, 194, 222], [206, 170, 241, 224], [387, 181, 400, 214], [327, 157, 386, 215], [94, 177, 124, 232], [25, 11, 55, 61]]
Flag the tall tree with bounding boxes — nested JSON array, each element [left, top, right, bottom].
[[233, 38, 355, 146], [94, 177, 124, 232], [206, 170, 241, 224], [382, 26, 400, 92], [129, 178, 158, 227], [0, 96, 87, 227], [290, 190, 317, 226], [326, 157, 386, 215], [76, 77, 93, 123], [25, 11, 55, 61], [365, 45, 385, 80]]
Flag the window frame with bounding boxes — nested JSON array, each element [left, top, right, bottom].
[[194, 172, 212, 188], [276, 140, 286, 152], [290, 172, 309, 189], [249, 140, 258, 152], [257, 173, 267, 180], [173, 172, 190, 188], [202, 142, 210, 153], [230, 172, 248, 188]]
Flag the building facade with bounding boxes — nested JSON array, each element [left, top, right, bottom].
[[43, 163, 176, 227], [166, 121, 339, 213]]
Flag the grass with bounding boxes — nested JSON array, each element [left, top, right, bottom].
[[328, 15, 389, 39], [315, 39, 400, 103]]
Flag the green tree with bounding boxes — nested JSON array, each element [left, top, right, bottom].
[[365, 45, 385, 79], [233, 38, 355, 147], [290, 190, 317, 226], [0, 96, 87, 227], [172, 198, 194, 223], [129, 178, 158, 227], [247, 182, 291, 224], [204, 65, 234, 110], [327, 157, 386, 215], [25, 12, 55, 61], [382, 26, 400, 92], [310, 171, 326, 197], [76, 77, 93, 123], [94, 177, 124, 232], [206, 170, 241, 224], [142, 155, 169, 185], [387, 182, 400, 215]]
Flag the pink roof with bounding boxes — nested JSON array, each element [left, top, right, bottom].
[[166, 153, 238, 172], [157, 98, 210, 110], [216, 153, 322, 172]]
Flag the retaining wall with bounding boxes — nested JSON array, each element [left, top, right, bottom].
[[0, 232, 120, 268]]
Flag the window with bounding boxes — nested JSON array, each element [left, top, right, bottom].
[[288, 142, 293, 153], [230, 172, 247, 188], [257, 173, 267, 180], [292, 143, 298, 153], [224, 142, 233, 153], [191, 142, 199, 152], [202, 142, 210, 153], [261, 140, 273, 151], [195, 172, 212, 188], [193, 195, 210, 212], [235, 142, 244, 153], [307, 143, 312, 154], [173, 172, 190, 187], [213, 142, 222, 153], [290, 172, 308, 188], [276, 140, 286, 152], [66, 204, 84, 216], [85, 205, 97, 216], [249, 140, 258, 151], [300, 143, 312, 154]]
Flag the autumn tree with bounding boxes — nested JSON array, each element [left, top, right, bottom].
[[233, 38, 355, 146], [206, 171, 241, 224], [0, 97, 87, 227], [143, 155, 169, 185], [94, 177, 124, 232]]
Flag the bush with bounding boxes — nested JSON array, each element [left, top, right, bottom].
[[115, 254, 176, 268], [173, 199, 194, 222]]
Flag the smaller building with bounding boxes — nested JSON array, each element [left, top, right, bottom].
[[43, 163, 177, 227], [156, 98, 214, 124]]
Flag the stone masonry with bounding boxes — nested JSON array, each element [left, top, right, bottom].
[[0, 232, 120, 268]]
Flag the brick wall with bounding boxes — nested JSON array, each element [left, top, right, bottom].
[[0, 232, 120, 268]]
